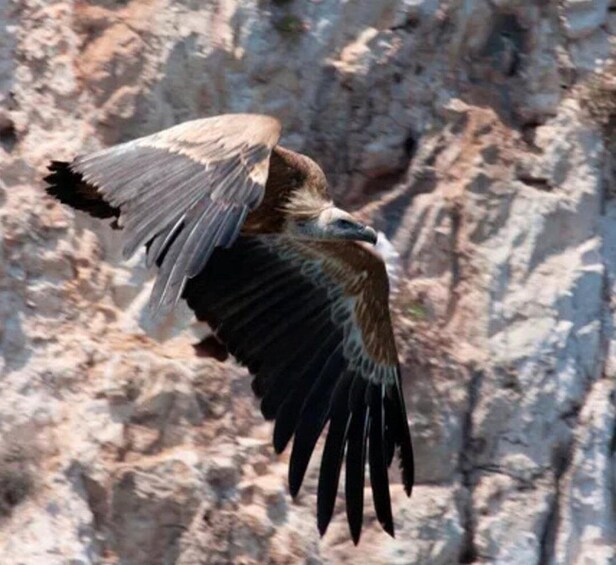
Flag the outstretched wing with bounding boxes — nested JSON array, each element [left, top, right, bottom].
[[182, 235, 414, 543], [45, 114, 281, 316]]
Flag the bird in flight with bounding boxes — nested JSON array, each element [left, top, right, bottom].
[[44, 114, 414, 544]]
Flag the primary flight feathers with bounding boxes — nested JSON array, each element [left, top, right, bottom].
[[44, 113, 414, 543]]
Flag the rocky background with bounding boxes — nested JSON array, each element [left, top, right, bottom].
[[0, 0, 615, 563]]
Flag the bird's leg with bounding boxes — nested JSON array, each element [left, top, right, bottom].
[[193, 334, 229, 362]]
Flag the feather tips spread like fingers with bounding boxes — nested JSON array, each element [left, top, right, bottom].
[[181, 235, 413, 544], [288, 344, 345, 497]]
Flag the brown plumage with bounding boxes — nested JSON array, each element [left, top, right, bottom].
[[44, 113, 414, 543]]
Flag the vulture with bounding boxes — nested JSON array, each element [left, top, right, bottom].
[[44, 114, 414, 544]]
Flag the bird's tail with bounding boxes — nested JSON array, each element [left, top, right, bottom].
[[44, 161, 120, 222]]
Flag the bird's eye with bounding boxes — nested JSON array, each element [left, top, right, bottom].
[[335, 219, 356, 229]]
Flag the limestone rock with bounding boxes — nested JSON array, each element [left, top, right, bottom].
[[561, 0, 611, 40], [0, 1, 614, 564]]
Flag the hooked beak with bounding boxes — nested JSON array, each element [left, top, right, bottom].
[[358, 225, 378, 245]]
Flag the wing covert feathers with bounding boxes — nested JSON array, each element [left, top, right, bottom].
[[182, 235, 414, 543]]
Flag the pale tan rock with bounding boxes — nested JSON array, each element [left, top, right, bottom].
[[0, 1, 615, 564]]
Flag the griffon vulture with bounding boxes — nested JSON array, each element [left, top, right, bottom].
[[44, 114, 414, 544]]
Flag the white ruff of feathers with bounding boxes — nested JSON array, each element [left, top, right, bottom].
[[374, 232, 402, 296]]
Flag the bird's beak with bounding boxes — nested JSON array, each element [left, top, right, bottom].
[[359, 225, 378, 245]]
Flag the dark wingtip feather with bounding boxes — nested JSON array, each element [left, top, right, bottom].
[[317, 515, 332, 538], [368, 384, 394, 537], [376, 511, 395, 539], [273, 401, 298, 455], [345, 402, 369, 545], [402, 443, 415, 497], [43, 159, 119, 220], [316, 373, 352, 537], [287, 423, 318, 498], [389, 374, 415, 497], [287, 347, 344, 497], [46, 160, 67, 174]]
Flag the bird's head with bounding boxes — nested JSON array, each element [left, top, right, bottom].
[[287, 206, 378, 245]]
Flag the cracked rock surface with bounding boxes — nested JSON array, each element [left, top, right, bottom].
[[0, 1, 615, 564]]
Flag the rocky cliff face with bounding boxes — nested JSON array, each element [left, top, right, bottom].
[[0, 1, 615, 564]]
